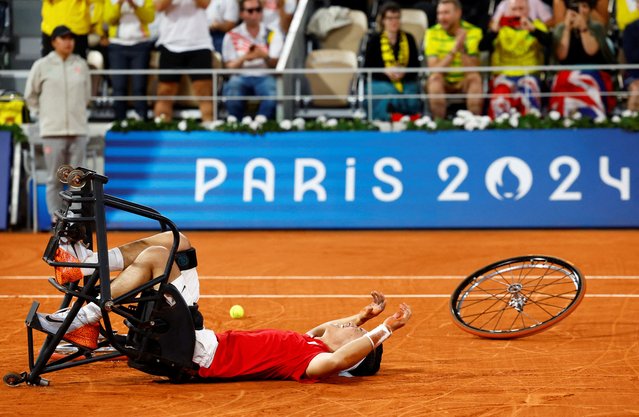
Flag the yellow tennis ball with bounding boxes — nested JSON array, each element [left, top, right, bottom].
[[230, 304, 244, 319]]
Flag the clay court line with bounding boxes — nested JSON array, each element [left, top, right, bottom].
[[1, 275, 638, 280], [1, 294, 638, 299]]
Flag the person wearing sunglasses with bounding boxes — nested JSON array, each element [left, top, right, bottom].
[[221, 0, 284, 120]]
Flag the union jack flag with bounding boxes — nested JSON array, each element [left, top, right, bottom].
[[550, 70, 615, 118], [489, 74, 542, 119]]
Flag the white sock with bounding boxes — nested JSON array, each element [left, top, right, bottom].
[[107, 248, 124, 271], [83, 247, 124, 273]]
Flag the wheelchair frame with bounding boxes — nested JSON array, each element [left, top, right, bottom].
[[4, 167, 190, 387]]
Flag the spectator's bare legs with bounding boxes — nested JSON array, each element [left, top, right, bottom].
[[427, 72, 447, 119], [192, 78, 214, 122], [464, 72, 483, 115], [155, 81, 179, 120], [629, 80, 639, 112]]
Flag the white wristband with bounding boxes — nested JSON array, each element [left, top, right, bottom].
[[365, 324, 392, 348]]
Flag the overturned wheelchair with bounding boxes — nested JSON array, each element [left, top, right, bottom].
[[4, 166, 202, 387]]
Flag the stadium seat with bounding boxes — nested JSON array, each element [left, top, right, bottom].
[[400, 8, 428, 47], [303, 49, 359, 108], [320, 9, 368, 55]]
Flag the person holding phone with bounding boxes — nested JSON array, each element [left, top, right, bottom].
[[550, 0, 615, 118], [221, 0, 284, 119], [491, 0, 553, 27], [480, 0, 551, 118], [553, 0, 608, 27]]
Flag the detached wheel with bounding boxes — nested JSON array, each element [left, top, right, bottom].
[[450, 255, 585, 339]]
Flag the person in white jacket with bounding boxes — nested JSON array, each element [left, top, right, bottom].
[[25, 25, 92, 226]]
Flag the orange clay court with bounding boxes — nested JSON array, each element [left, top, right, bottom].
[[0, 229, 638, 416]]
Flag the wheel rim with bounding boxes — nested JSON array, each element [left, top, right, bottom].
[[451, 257, 585, 338]]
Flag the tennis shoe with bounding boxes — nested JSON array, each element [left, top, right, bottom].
[[54, 239, 94, 284], [38, 307, 91, 333], [37, 308, 99, 350]]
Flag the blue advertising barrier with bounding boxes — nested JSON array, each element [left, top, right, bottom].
[[0, 131, 12, 230], [105, 129, 638, 229]]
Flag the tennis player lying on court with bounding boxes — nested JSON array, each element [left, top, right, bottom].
[[38, 232, 412, 382]]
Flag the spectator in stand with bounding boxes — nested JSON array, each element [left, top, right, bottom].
[[550, 0, 615, 118], [41, 0, 92, 58], [222, 0, 284, 119], [154, 0, 214, 122], [480, 0, 551, 118], [616, 0, 639, 33], [104, 0, 155, 121], [553, 0, 608, 27], [262, 0, 296, 33], [623, 19, 639, 111], [492, 0, 553, 26], [25, 26, 91, 226], [206, 0, 239, 53], [364, 2, 422, 121], [379, 0, 438, 32], [425, 0, 483, 119], [88, 0, 107, 53]]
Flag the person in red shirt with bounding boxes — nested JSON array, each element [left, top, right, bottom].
[[37, 231, 412, 381], [198, 292, 411, 382]]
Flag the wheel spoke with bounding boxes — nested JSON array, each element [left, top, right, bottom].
[[451, 256, 584, 338]]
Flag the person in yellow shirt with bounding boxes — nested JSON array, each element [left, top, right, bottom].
[[41, 0, 93, 58], [425, 0, 483, 119], [480, 0, 551, 118], [104, 0, 155, 120], [616, 0, 639, 33]]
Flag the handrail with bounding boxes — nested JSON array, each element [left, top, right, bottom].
[[1, 63, 639, 78], [3, 63, 637, 121]]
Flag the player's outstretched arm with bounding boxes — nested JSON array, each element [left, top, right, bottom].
[[305, 303, 412, 379], [306, 291, 387, 337]]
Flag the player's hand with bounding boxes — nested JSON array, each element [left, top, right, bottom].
[[358, 290, 386, 323], [383, 303, 411, 332]]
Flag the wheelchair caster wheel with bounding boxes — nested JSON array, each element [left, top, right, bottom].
[[67, 170, 87, 188], [56, 165, 74, 184], [3, 372, 26, 387]]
